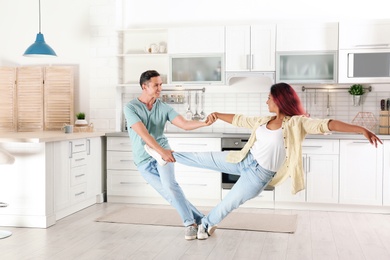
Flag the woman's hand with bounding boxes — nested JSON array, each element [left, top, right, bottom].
[[362, 129, 383, 148]]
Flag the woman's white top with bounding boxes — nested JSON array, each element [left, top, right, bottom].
[[250, 124, 286, 172]]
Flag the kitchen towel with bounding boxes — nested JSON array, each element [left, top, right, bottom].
[[95, 205, 297, 233]]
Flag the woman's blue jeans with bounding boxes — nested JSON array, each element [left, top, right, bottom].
[[173, 151, 275, 229], [137, 160, 204, 226]]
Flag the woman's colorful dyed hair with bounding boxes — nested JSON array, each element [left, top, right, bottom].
[[270, 82, 307, 116]]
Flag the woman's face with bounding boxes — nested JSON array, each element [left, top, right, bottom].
[[266, 94, 279, 113]]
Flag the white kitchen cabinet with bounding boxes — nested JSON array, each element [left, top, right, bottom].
[[106, 136, 166, 204], [168, 137, 222, 206], [119, 28, 169, 86], [339, 140, 383, 206], [339, 20, 390, 49], [276, 22, 338, 51], [383, 140, 390, 206], [275, 139, 339, 204], [106, 136, 222, 206], [54, 137, 103, 220], [225, 24, 276, 72], [168, 26, 225, 54], [276, 22, 338, 84]]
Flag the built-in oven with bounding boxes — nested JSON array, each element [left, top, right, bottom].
[[221, 136, 274, 192], [221, 137, 248, 189]]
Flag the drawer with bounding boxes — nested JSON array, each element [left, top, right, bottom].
[[302, 139, 339, 154], [107, 137, 132, 151], [107, 151, 137, 170], [179, 180, 221, 200], [71, 151, 87, 167], [168, 138, 221, 152], [70, 184, 87, 204], [70, 165, 87, 186], [70, 139, 87, 154], [107, 170, 160, 197]]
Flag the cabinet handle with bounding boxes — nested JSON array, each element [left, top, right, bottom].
[[75, 158, 85, 162], [355, 43, 390, 48], [183, 183, 207, 187], [250, 54, 254, 70], [75, 174, 85, 178], [87, 139, 91, 155], [308, 157, 311, 173], [120, 142, 131, 146], [176, 143, 208, 146], [75, 144, 85, 147], [120, 159, 132, 162], [69, 142, 73, 158], [352, 141, 370, 144], [246, 54, 251, 70], [302, 146, 323, 148], [75, 191, 85, 196]]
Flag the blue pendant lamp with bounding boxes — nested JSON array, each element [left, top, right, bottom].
[[23, 0, 57, 57]]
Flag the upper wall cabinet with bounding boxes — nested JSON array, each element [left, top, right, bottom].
[[225, 24, 276, 72], [276, 22, 338, 83], [339, 19, 390, 49], [168, 26, 225, 54], [276, 22, 338, 51]]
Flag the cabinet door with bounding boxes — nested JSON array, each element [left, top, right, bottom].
[[86, 137, 103, 198], [251, 24, 276, 71], [277, 22, 338, 51], [225, 25, 276, 71], [339, 20, 390, 49], [168, 26, 225, 53], [225, 25, 251, 71], [340, 140, 383, 205], [54, 141, 71, 211], [384, 140, 390, 206], [0, 67, 17, 132], [306, 154, 339, 203]]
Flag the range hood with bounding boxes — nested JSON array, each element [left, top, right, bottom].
[[226, 71, 275, 85]]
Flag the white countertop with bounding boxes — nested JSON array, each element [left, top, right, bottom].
[[106, 131, 390, 140], [0, 131, 106, 143]]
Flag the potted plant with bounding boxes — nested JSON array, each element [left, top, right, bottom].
[[348, 84, 365, 106], [75, 112, 88, 126]]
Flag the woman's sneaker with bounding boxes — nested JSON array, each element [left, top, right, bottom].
[[197, 224, 208, 240], [185, 225, 198, 240], [144, 144, 167, 166]]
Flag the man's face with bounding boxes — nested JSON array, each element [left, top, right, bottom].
[[143, 76, 163, 98]]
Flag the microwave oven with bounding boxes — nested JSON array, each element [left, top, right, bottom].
[[339, 49, 390, 83], [169, 54, 225, 85]]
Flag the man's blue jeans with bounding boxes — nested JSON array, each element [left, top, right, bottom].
[[137, 160, 204, 226], [173, 151, 275, 229]]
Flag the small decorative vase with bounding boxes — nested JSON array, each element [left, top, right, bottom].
[[352, 95, 362, 107]]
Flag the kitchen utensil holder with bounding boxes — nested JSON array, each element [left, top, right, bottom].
[[161, 87, 205, 104]]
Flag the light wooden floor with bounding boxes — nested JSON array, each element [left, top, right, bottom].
[[1, 203, 390, 260]]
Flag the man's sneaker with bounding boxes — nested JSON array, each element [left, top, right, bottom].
[[144, 144, 167, 166], [207, 225, 217, 236], [185, 225, 198, 240], [197, 224, 209, 240]]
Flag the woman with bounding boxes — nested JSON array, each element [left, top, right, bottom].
[[145, 82, 382, 240]]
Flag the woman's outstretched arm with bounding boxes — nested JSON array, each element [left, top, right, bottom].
[[328, 120, 382, 147]]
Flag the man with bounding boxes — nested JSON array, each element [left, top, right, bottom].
[[123, 70, 213, 240]]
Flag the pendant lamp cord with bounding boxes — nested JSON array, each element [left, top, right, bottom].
[[38, 0, 41, 33]]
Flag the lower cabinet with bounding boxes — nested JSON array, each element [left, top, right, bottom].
[[106, 136, 222, 206], [339, 140, 383, 206], [54, 137, 103, 220], [275, 139, 339, 206], [384, 140, 390, 206]]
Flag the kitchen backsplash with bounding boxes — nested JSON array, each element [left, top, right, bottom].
[[121, 89, 390, 134]]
